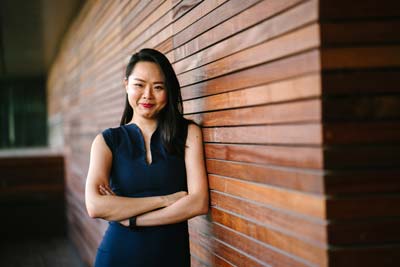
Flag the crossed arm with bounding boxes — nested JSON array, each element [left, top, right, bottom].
[[84, 123, 209, 226]]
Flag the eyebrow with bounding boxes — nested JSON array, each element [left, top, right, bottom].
[[133, 78, 164, 84]]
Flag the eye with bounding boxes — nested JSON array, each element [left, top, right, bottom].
[[154, 85, 164, 90], [133, 83, 143, 88]]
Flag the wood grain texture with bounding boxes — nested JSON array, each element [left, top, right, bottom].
[[173, 0, 312, 71], [177, 24, 320, 87], [173, 0, 260, 48], [180, 50, 320, 100], [319, 1, 400, 265], [202, 124, 323, 145], [183, 74, 321, 113], [206, 159, 324, 193], [205, 143, 323, 169], [211, 208, 327, 266], [209, 174, 326, 219], [210, 191, 327, 244], [187, 99, 321, 126], [321, 46, 400, 70], [212, 223, 315, 267]]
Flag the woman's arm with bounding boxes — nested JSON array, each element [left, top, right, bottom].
[[135, 123, 209, 226], [84, 133, 186, 221]]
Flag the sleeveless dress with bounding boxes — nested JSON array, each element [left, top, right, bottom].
[[94, 122, 190, 267]]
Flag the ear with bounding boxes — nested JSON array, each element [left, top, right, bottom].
[[124, 77, 128, 92]]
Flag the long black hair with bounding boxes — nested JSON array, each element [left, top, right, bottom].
[[120, 48, 189, 156]]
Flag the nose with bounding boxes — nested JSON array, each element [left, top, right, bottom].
[[143, 85, 153, 99]]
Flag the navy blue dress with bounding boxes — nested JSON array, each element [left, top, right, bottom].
[[94, 122, 190, 267]]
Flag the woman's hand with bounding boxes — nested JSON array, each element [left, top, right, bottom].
[[119, 219, 129, 227], [98, 184, 115, 196]]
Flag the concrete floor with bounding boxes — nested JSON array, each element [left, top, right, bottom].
[[0, 237, 87, 267]]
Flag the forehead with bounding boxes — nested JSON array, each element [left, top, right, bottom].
[[129, 61, 164, 81]]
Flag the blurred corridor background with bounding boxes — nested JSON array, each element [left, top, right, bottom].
[[1, 0, 400, 266]]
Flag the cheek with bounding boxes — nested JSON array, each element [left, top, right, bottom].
[[157, 91, 168, 105], [127, 90, 141, 103]]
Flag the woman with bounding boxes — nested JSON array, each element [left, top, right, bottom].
[[85, 48, 209, 267]]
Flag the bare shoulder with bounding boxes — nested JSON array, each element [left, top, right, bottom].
[[93, 133, 105, 146], [92, 132, 111, 154], [186, 123, 203, 144]]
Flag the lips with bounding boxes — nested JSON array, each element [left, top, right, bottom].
[[141, 103, 155, 108]]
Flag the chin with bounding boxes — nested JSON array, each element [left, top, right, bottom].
[[138, 111, 157, 119], [134, 106, 164, 119]]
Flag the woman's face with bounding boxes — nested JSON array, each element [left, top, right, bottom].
[[125, 61, 167, 120]]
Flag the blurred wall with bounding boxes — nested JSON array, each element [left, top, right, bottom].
[[47, 0, 400, 266], [0, 153, 65, 239]]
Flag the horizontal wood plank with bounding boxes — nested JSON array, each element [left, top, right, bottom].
[[183, 74, 321, 114], [173, 0, 260, 48], [209, 174, 326, 219], [211, 207, 327, 266], [206, 159, 324, 193], [181, 50, 320, 100], [321, 20, 400, 46], [328, 245, 400, 267], [187, 99, 321, 127], [328, 218, 400, 245], [178, 24, 320, 86], [327, 195, 400, 219], [205, 143, 323, 169], [202, 124, 323, 145], [320, 0, 400, 19], [325, 169, 400, 194], [174, 0, 313, 71], [323, 95, 400, 121], [324, 121, 400, 144], [322, 70, 400, 95], [211, 191, 327, 244], [213, 222, 314, 267], [321, 46, 400, 70]]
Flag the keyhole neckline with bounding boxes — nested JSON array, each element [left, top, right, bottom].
[[123, 122, 159, 166]]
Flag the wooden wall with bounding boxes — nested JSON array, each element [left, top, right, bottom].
[[47, 0, 400, 266], [319, 1, 400, 266], [0, 151, 65, 239]]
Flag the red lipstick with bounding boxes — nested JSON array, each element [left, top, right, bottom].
[[141, 103, 154, 108]]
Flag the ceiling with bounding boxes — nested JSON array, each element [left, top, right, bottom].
[[0, 0, 84, 80]]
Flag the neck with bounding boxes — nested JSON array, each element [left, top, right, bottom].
[[129, 116, 158, 132]]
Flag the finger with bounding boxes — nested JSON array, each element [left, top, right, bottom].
[[99, 184, 115, 196], [98, 187, 107, 195], [105, 189, 113, 195], [99, 185, 111, 196], [104, 185, 116, 195]]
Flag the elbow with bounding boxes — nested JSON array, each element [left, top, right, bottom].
[[86, 204, 100, 218], [85, 198, 104, 219], [87, 208, 99, 219], [196, 196, 209, 216], [199, 204, 209, 215], [86, 198, 114, 220]]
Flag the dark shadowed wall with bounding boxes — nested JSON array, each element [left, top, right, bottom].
[[47, 0, 400, 266]]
